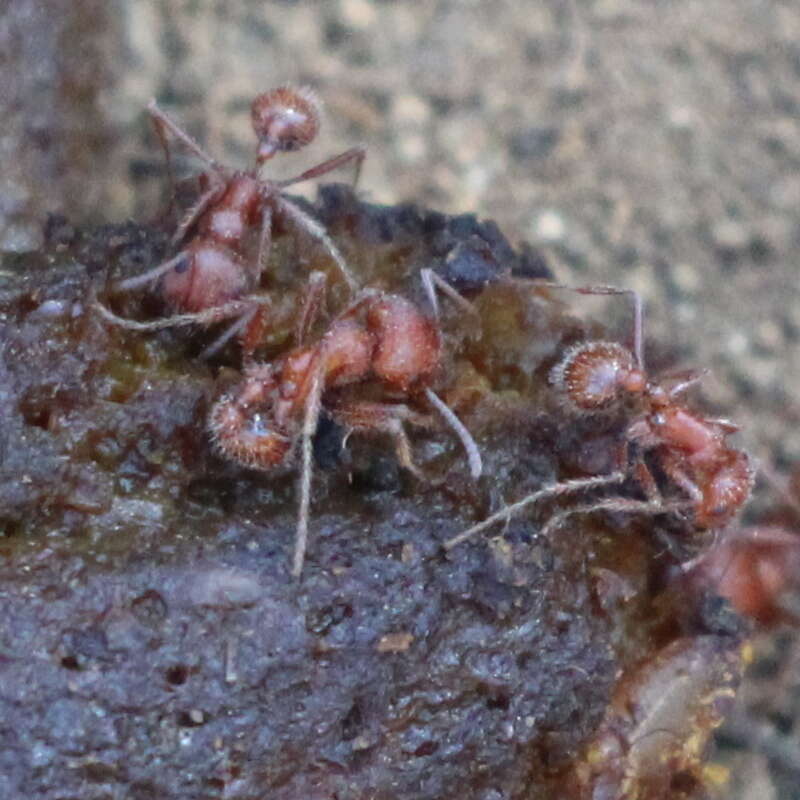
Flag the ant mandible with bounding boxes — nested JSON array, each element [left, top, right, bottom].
[[209, 268, 483, 577], [95, 86, 364, 359], [445, 283, 754, 550]]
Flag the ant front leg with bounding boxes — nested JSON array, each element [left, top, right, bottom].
[[419, 268, 479, 321], [295, 271, 328, 345], [255, 204, 273, 284], [329, 399, 433, 482]]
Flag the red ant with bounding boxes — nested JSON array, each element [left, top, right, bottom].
[[679, 525, 800, 627], [445, 284, 754, 549], [676, 463, 800, 627], [209, 269, 482, 576], [94, 86, 364, 358]]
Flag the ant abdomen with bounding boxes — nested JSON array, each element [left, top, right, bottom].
[[549, 340, 646, 413], [251, 86, 322, 164]]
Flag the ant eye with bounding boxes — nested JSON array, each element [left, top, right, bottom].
[[173, 253, 190, 274]]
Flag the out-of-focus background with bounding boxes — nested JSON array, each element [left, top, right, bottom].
[[2, 1, 799, 796]]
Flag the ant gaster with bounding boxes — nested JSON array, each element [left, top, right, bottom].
[[680, 525, 800, 626], [95, 86, 364, 358], [210, 269, 483, 576], [445, 284, 753, 550]]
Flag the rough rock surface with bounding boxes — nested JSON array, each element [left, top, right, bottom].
[[0, 189, 745, 799]]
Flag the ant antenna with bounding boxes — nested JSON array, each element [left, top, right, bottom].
[[444, 471, 626, 550], [545, 283, 645, 370]]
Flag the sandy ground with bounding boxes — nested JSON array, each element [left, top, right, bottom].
[[2, 0, 799, 796]]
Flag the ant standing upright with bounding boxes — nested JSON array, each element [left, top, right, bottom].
[[445, 283, 754, 550], [95, 86, 364, 359], [209, 268, 483, 576]]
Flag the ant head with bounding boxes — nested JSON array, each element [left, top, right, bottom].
[[550, 340, 646, 414], [251, 86, 322, 165]]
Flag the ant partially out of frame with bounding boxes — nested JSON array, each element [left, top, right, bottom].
[[210, 268, 483, 576], [445, 283, 754, 550], [677, 462, 800, 627], [95, 86, 364, 359]]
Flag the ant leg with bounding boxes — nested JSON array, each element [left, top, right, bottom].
[[150, 110, 177, 210], [147, 99, 222, 173], [536, 282, 644, 370], [239, 304, 272, 362], [171, 182, 226, 246], [334, 287, 384, 321], [198, 300, 273, 361], [419, 268, 479, 320], [660, 451, 704, 506], [329, 400, 433, 481], [424, 388, 482, 479], [540, 497, 687, 539], [278, 147, 366, 190], [660, 368, 709, 398], [93, 297, 270, 331], [273, 195, 359, 293], [385, 418, 427, 482], [296, 271, 328, 345], [115, 252, 188, 292], [254, 205, 273, 283], [705, 418, 740, 434], [443, 471, 626, 550], [292, 362, 326, 578]]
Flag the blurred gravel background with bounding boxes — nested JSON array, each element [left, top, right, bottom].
[[2, 1, 799, 796]]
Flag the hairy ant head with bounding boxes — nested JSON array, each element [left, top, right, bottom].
[[550, 340, 646, 414], [209, 394, 294, 470], [251, 86, 322, 165]]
